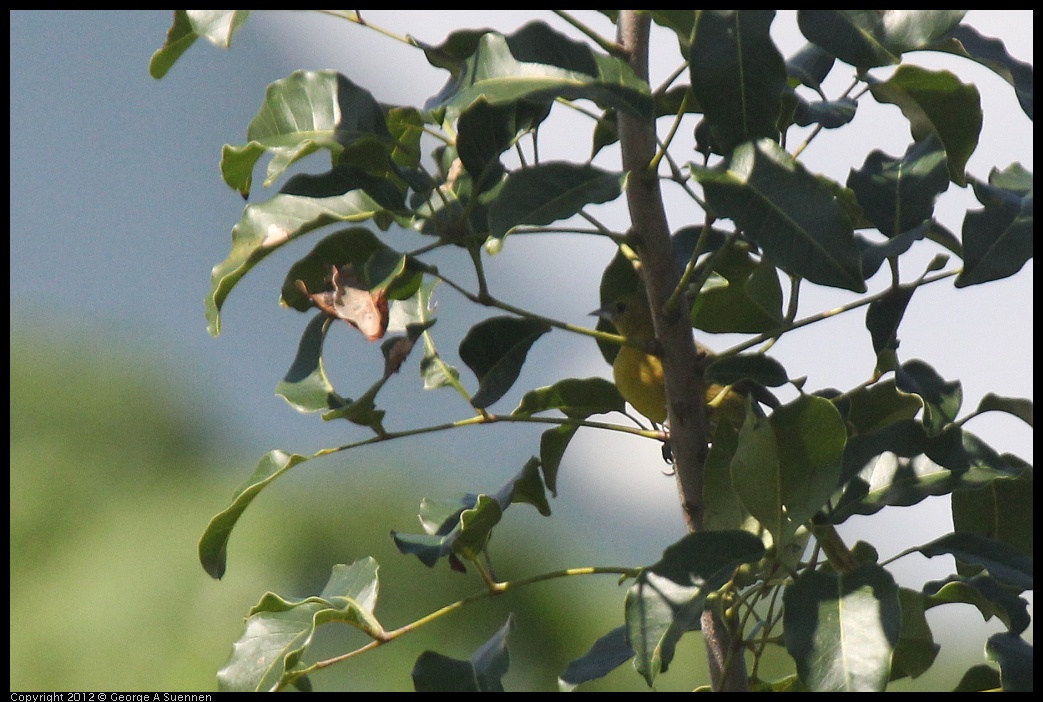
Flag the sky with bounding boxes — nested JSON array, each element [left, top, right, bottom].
[[10, 9, 1032, 667]]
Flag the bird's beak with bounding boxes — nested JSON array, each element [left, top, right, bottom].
[[590, 304, 614, 322]]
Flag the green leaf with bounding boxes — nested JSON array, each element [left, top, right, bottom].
[[393, 460, 551, 567], [895, 359, 962, 433], [985, 632, 1033, 692], [487, 162, 624, 243], [693, 140, 866, 292], [275, 313, 337, 413], [689, 244, 784, 334], [955, 164, 1033, 287], [914, 532, 1033, 591], [847, 136, 950, 238], [953, 664, 1002, 692], [626, 531, 765, 686], [513, 377, 625, 419], [559, 626, 634, 691], [689, 10, 787, 154], [217, 559, 384, 692], [843, 380, 923, 435], [423, 21, 653, 122], [705, 353, 789, 388], [930, 24, 1033, 120], [890, 588, 940, 681], [459, 316, 551, 409], [412, 615, 515, 692], [783, 564, 901, 691], [207, 191, 394, 337], [731, 395, 846, 546], [199, 450, 310, 579], [868, 65, 982, 186], [791, 95, 858, 129], [865, 283, 915, 357], [952, 460, 1033, 564], [149, 10, 250, 79], [924, 573, 1031, 635], [279, 228, 402, 312], [831, 424, 1028, 523], [797, 10, 966, 69], [538, 424, 577, 497], [785, 43, 836, 95], [221, 70, 393, 197]]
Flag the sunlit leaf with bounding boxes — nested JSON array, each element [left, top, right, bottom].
[[797, 10, 966, 69], [199, 450, 311, 579], [423, 21, 652, 121], [784, 564, 901, 691], [217, 559, 383, 692], [149, 10, 250, 78], [868, 66, 982, 185]]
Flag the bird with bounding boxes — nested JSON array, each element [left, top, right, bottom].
[[592, 290, 761, 428]]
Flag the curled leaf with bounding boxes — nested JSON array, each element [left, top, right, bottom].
[[295, 265, 389, 341]]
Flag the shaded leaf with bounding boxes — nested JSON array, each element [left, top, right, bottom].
[[931, 24, 1033, 119], [890, 588, 940, 681], [412, 615, 515, 692], [985, 632, 1033, 692], [149, 10, 250, 79], [689, 245, 784, 334], [784, 564, 901, 691], [952, 459, 1033, 565], [895, 358, 962, 433], [459, 316, 551, 409], [924, 573, 1031, 635], [538, 424, 577, 497], [868, 65, 982, 186], [276, 313, 338, 413], [487, 162, 624, 243], [914, 532, 1033, 591], [829, 422, 1027, 523], [693, 140, 866, 292], [791, 95, 857, 129], [953, 664, 1002, 692], [689, 10, 787, 154], [559, 626, 634, 691], [705, 353, 789, 388], [847, 135, 950, 238], [626, 531, 765, 686], [731, 395, 846, 546], [865, 283, 915, 357], [392, 459, 550, 568], [785, 43, 836, 95], [218, 559, 383, 692], [956, 164, 1033, 287]]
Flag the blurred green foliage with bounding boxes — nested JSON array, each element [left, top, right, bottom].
[[9, 328, 696, 691]]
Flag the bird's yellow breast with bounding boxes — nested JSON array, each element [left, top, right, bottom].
[[613, 345, 668, 424]]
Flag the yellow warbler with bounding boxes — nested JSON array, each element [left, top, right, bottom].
[[593, 291, 752, 426]]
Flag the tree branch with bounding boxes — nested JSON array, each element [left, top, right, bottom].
[[616, 11, 748, 691]]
